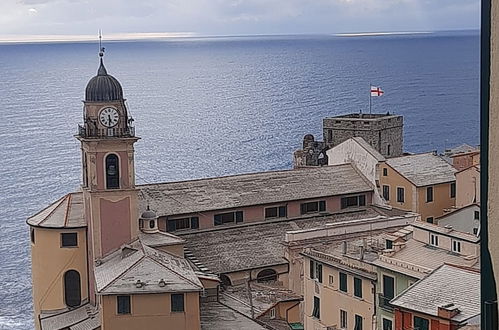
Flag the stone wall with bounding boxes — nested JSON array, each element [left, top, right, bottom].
[[323, 114, 403, 158]]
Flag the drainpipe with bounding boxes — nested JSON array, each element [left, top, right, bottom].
[[481, 0, 498, 328]]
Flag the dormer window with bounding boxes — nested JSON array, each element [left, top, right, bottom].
[[105, 154, 120, 189]]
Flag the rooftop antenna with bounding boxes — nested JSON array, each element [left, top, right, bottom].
[[98, 30, 105, 58]]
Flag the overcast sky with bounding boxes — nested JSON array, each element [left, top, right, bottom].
[[1, 0, 480, 40]]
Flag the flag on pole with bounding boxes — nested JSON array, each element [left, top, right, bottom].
[[371, 86, 384, 97]]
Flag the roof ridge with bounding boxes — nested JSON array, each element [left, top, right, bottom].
[[98, 250, 145, 293], [145, 247, 203, 289], [39, 194, 70, 226], [137, 164, 353, 188], [63, 193, 73, 227]]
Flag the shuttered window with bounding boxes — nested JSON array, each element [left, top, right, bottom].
[[340, 272, 347, 292], [117, 295, 131, 314], [354, 277, 362, 298], [171, 294, 185, 312], [214, 211, 243, 226], [312, 296, 320, 319]]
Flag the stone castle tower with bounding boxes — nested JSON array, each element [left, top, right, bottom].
[[294, 113, 404, 167]]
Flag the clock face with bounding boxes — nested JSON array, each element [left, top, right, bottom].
[[99, 107, 119, 128]]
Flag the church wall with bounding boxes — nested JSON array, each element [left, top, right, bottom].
[[160, 192, 373, 233], [100, 197, 132, 256], [30, 227, 88, 329], [100, 292, 201, 330]]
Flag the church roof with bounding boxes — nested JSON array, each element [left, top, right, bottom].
[[139, 164, 373, 217], [27, 193, 86, 228], [85, 58, 124, 102], [94, 240, 203, 295]]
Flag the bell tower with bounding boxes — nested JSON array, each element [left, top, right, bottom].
[[76, 45, 140, 301]]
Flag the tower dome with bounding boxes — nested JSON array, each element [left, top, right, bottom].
[[139, 207, 159, 234], [85, 58, 124, 102]]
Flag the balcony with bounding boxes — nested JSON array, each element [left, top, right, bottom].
[[378, 294, 394, 311], [77, 125, 135, 138]]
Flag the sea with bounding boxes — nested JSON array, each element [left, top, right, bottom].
[[0, 30, 479, 329]]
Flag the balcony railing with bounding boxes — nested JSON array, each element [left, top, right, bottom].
[[78, 125, 135, 138], [378, 294, 394, 311]]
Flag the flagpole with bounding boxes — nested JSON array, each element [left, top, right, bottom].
[[369, 82, 372, 114]]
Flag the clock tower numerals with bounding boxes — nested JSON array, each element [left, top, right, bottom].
[[99, 107, 119, 128]]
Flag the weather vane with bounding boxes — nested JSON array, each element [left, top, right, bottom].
[[98, 30, 105, 58]]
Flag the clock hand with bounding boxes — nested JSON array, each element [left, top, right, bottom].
[[108, 115, 112, 126]]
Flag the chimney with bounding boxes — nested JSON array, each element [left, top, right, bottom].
[[438, 304, 460, 320]]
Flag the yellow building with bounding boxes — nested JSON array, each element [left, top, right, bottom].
[[379, 152, 457, 223], [27, 53, 218, 330], [301, 242, 380, 330]]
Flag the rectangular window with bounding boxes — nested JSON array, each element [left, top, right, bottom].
[[168, 217, 199, 231], [316, 263, 323, 283], [397, 187, 405, 203], [309, 260, 322, 283], [235, 211, 243, 223], [265, 206, 287, 219], [339, 272, 347, 292], [382, 318, 393, 330], [300, 201, 326, 214], [312, 296, 320, 319], [265, 207, 278, 218], [171, 293, 185, 312], [383, 168, 388, 176], [452, 240, 461, 253], [354, 315, 363, 330], [450, 182, 456, 198], [386, 239, 393, 249], [340, 310, 348, 328], [328, 275, 334, 286], [191, 217, 199, 229], [354, 277, 362, 298], [382, 275, 395, 300], [474, 211, 480, 220], [430, 234, 439, 247], [117, 295, 131, 314], [414, 316, 429, 330], [426, 217, 434, 224], [426, 186, 434, 202], [214, 211, 243, 226], [61, 233, 78, 247], [383, 185, 390, 201], [278, 206, 287, 218], [341, 195, 366, 209]]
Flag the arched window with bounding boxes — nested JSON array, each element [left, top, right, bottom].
[[64, 270, 81, 308], [149, 220, 155, 229], [105, 154, 120, 189], [257, 269, 277, 283]]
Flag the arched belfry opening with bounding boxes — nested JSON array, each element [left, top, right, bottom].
[[64, 270, 81, 308], [105, 154, 120, 189]]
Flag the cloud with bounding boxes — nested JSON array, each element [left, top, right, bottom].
[[0, 0, 480, 37]]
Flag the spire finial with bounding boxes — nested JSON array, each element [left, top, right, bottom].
[[98, 30, 105, 58]]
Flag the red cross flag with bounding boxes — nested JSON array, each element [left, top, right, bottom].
[[371, 86, 384, 97]]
